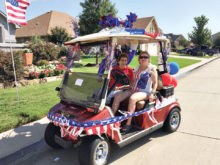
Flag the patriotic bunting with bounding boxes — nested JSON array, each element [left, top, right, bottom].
[[48, 97, 177, 141]]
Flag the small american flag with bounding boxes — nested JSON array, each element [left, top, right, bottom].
[[5, 0, 30, 25]]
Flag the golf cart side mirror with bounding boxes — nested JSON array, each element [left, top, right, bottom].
[[55, 87, 61, 91]]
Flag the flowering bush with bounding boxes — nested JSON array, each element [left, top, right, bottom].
[[48, 69, 54, 77], [28, 62, 66, 79], [57, 64, 66, 70], [29, 71, 39, 79], [54, 64, 66, 76], [39, 69, 49, 78]]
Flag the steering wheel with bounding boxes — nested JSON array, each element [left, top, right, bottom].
[[108, 69, 130, 95]]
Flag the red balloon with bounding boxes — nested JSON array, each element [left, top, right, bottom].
[[161, 73, 172, 86], [170, 76, 178, 88]]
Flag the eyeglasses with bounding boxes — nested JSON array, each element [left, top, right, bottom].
[[139, 56, 149, 59]]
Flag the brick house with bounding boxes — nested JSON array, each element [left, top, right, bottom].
[[16, 10, 78, 43], [164, 33, 185, 49]]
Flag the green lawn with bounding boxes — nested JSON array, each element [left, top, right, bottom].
[[0, 56, 201, 133], [73, 56, 201, 73], [0, 80, 61, 132]]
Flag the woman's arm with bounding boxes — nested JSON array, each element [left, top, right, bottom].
[[149, 67, 158, 102]]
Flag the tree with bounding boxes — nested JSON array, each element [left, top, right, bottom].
[[188, 15, 212, 46], [31, 35, 42, 44], [214, 36, 220, 47], [79, 0, 117, 35], [179, 38, 189, 48], [48, 27, 70, 45]]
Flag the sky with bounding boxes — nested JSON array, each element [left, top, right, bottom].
[[0, 0, 220, 38]]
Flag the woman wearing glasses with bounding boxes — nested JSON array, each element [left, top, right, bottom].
[[112, 51, 158, 133]]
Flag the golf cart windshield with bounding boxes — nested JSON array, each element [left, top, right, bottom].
[[60, 71, 107, 111]]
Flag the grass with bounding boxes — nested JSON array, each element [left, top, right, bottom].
[[0, 56, 201, 133], [0, 80, 61, 133], [73, 56, 201, 73]]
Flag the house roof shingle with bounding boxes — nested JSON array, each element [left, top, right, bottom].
[[164, 33, 184, 42], [16, 10, 77, 38], [212, 32, 220, 41], [133, 16, 154, 29]]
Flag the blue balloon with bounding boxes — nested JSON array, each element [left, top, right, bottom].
[[169, 62, 179, 75]]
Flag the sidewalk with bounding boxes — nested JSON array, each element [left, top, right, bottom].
[[0, 54, 219, 160]]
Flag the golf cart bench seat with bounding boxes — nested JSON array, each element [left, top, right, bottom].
[[118, 96, 154, 111], [118, 85, 174, 111]]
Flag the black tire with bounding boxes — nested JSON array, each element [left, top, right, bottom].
[[163, 108, 181, 132], [44, 122, 63, 149], [78, 136, 110, 165]]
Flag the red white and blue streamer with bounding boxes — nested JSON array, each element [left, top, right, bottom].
[[48, 97, 177, 140]]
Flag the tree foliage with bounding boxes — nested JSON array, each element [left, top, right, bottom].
[[0, 50, 24, 83], [188, 15, 212, 46], [179, 38, 190, 48], [214, 36, 220, 47], [48, 27, 70, 45], [79, 0, 117, 35], [31, 35, 42, 44]]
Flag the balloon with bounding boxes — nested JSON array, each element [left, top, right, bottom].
[[161, 73, 172, 86], [170, 76, 177, 88], [168, 62, 179, 75]]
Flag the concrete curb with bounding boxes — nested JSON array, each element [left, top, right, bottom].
[[175, 55, 220, 79], [0, 55, 219, 164]]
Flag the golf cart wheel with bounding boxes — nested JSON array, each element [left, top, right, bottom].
[[78, 136, 110, 165], [44, 122, 63, 149], [163, 108, 181, 132]]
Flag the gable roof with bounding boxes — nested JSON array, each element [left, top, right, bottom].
[[133, 16, 160, 33], [164, 33, 184, 42], [212, 32, 220, 41], [133, 17, 154, 29], [16, 10, 77, 38]]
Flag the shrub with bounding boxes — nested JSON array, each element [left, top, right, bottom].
[[36, 60, 49, 66], [0, 50, 24, 83], [28, 42, 60, 64], [23, 49, 32, 53], [54, 64, 66, 76], [39, 69, 49, 78], [29, 71, 39, 79], [48, 26, 70, 45], [58, 46, 68, 58], [53, 68, 61, 76], [31, 35, 42, 44], [47, 69, 54, 77]]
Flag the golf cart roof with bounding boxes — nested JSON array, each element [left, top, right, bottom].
[[65, 28, 168, 46]]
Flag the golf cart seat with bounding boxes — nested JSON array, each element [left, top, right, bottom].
[[116, 74, 163, 111]]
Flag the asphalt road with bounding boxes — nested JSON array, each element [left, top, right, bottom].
[[10, 58, 220, 165]]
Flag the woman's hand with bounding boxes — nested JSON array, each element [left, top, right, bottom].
[[115, 87, 120, 91], [115, 85, 130, 91], [149, 93, 155, 102]]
